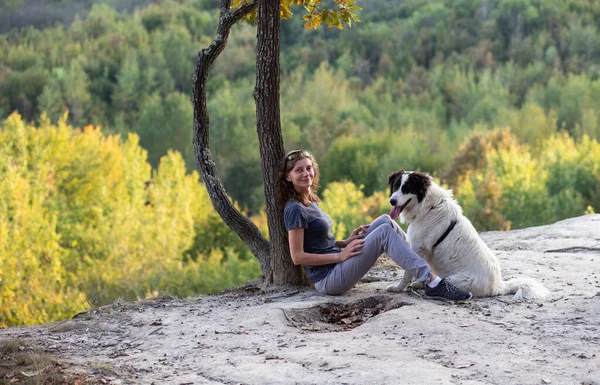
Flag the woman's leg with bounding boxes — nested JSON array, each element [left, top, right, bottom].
[[314, 222, 432, 295], [363, 214, 407, 241]]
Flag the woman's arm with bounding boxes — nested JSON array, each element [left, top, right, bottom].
[[334, 239, 348, 248], [288, 228, 364, 265]]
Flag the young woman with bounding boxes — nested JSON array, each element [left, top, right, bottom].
[[277, 149, 472, 300]]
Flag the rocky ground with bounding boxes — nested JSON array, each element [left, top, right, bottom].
[[1, 215, 599, 385]]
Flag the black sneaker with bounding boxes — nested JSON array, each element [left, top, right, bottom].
[[425, 278, 472, 301]]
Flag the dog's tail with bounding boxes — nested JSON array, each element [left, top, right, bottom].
[[499, 277, 550, 301]]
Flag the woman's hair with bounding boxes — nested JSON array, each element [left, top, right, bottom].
[[276, 149, 320, 207]]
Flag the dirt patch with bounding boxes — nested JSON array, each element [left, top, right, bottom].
[[283, 295, 412, 332], [0, 338, 118, 385]]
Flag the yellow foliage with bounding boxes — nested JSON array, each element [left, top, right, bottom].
[[453, 130, 600, 230], [320, 181, 384, 239], [0, 114, 86, 327], [443, 128, 519, 190], [0, 113, 260, 327], [233, 0, 361, 30], [499, 104, 557, 151]]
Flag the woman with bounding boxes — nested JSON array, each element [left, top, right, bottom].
[[277, 149, 472, 300]]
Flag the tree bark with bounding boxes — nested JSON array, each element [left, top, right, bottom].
[[192, 0, 273, 279], [254, 0, 306, 285]]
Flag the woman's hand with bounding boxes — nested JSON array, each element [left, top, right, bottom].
[[338, 239, 365, 262], [347, 224, 370, 242], [335, 224, 370, 249]]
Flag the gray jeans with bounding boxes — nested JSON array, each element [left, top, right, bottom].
[[314, 214, 432, 295]]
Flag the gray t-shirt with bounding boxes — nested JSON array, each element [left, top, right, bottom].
[[284, 201, 340, 283]]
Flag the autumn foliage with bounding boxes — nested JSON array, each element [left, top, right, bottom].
[[0, 113, 261, 327]]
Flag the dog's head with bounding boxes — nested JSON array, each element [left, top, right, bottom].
[[388, 170, 431, 220]]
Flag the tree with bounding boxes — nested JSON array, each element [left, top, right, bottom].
[[136, 92, 195, 170], [192, 0, 361, 286], [38, 62, 92, 128]]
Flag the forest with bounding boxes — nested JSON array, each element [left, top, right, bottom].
[[1, 0, 599, 326]]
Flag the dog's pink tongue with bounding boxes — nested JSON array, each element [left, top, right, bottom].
[[390, 206, 401, 220]]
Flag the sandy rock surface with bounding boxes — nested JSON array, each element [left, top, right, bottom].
[[2, 215, 599, 385]]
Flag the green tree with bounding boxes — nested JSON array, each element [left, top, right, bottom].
[[0, 0, 22, 10], [158, 26, 196, 92], [281, 62, 356, 157], [136, 92, 195, 170], [0, 66, 47, 121], [38, 61, 92, 127]]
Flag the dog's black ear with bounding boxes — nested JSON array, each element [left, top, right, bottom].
[[388, 169, 404, 186], [402, 172, 431, 202], [387, 173, 397, 187], [388, 169, 404, 196]]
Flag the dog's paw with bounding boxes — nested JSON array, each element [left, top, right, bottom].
[[408, 281, 426, 290], [386, 283, 408, 293]]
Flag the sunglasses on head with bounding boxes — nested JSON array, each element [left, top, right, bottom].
[[285, 150, 311, 162]]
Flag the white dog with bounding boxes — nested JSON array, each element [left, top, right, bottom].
[[385, 170, 549, 300]]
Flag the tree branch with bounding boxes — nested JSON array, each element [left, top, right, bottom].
[[225, 0, 257, 27], [192, 0, 270, 271]]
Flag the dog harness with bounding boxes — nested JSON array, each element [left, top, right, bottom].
[[432, 219, 458, 249]]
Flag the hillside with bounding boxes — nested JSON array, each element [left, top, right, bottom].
[[2, 0, 600, 217], [0, 0, 156, 33], [1, 214, 598, 384]]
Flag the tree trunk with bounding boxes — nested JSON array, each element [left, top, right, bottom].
[[192, 0, 273, 279], [254, 0, 306, 285]]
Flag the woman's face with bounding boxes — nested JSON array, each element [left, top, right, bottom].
[[286, 157, 315, 193]]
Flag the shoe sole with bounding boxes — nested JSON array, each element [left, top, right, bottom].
[[425, 293, 473, 301]]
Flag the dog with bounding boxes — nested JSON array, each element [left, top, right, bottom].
[[385, 170, 549, 300]]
